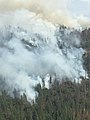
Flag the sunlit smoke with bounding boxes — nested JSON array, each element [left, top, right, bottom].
[[0, 0, 90, 28], [0, 0, 87, 100], [0, 9, 85, 100]]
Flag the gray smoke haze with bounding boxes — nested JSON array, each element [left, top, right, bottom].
[[0, 9, 85, 100], [0, 0, 90, 28], [0, 1, 86, 100]]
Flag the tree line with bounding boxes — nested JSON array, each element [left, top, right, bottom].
[[0, 77, 90, 120]]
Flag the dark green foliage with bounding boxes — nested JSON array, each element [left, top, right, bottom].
[[81, 28, 90, 49], [0, 78, 90, 120], [81, 28, 90, 78]]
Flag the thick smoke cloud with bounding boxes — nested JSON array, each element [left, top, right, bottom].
[[0, 0, 90, 28], [0, 1, 86, 100], [0, 9, 85, 100]]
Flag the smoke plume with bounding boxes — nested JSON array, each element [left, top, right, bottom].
[[0, 0, 87, 100], [0, 0, 90, 28]]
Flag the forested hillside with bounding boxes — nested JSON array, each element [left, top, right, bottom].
[[0, 0, 90, 119], [0, 26, 90, 120], [0, 78, 90, 120], [81, 28, 90, 78]]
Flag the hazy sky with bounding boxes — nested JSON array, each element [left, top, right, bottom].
[[69, 0, 90, 17]]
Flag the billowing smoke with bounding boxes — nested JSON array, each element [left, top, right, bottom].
[[0, 9, 85, 100], [0, 1, 86, 100], [0, 0, 90, 28]]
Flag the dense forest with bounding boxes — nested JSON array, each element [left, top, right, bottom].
[[81, 28, 90, 78], [0, 77, 90, 120]]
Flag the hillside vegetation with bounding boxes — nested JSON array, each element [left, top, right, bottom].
[[0, 78, 90, 120], [0, 26, 90, 120]]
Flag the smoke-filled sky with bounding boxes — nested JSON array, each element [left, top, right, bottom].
[[0, 0, 90, 16], [0, 0, 88, 100], [0, 0, 90, 28]]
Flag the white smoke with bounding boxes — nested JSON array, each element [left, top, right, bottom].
[[0, 9, 85, 100], [0, 0, 88, 100]]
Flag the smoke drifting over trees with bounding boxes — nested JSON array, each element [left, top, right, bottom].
[[0, 9, 86, 99], [0, 1, 90, 120]]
